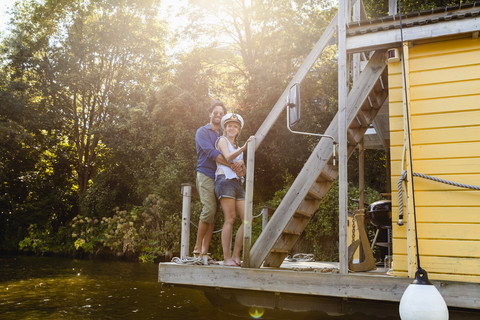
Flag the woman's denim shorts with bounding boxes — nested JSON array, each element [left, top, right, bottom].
[[215, 174, 245, 200]]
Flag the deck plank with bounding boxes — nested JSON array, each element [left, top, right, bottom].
[[158, 262, 480, 310]]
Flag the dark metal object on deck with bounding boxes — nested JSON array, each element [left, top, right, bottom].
[[367, 200, 392, 228]]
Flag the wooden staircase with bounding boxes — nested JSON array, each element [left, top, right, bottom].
[[249, 49, 388, 268]]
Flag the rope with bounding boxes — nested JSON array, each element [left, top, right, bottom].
[[285, 253, 315, 262], [171, 256, 204, 265], [253, 212, 264, 219], [397, 171, 408, 225], [397, 171, 480, 225], [413, 172, 480, 190]]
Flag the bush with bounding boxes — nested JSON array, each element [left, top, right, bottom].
[[70, 194, 181, 262], [19, 224, 75, 255]]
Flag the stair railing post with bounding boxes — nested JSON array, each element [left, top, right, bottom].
[[180, 183, 192, 260], [338, 0, 349, 275], [242, 137, 255, 267]]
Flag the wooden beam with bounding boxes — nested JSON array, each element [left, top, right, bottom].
[[339, 0, 349, 276], [347, 15, 480, 53], [242, 137, 256, 268], [359, 139, 365, 210]]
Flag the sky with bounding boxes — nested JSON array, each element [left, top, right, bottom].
[[0, 0, 203, 52], [0, 0, 192, 34], [0, 0, 17, 34]]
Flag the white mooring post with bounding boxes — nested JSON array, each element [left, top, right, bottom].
[[389, 0, 397, 16], [180, 183, 192, 260], [243, 136, 255, 268]]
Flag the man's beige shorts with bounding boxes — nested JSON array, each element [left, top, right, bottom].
[[196, 172, 217, 224]]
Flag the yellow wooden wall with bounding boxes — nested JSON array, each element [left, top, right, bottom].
[[388, 36, 480, 283]]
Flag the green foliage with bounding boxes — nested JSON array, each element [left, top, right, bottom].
[[70, 215, 104, 254], [19, 224, 75, 255], [18, 224, 50, 255], [70, 194, 181, 262], [136, 195, 182, 263], [348, 149, 388, 192]]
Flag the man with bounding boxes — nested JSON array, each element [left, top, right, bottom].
[[194, 100, 243, 262]]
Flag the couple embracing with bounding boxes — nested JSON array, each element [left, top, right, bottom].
[[194, 100, 254, 267]]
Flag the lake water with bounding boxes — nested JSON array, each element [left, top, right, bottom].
[[0, 255, 477, 319]]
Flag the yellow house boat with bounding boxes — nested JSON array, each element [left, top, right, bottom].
[[159, 1, 480, 317]]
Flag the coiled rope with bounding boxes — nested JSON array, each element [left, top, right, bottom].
[[285, 253, 315, 262], [397, 171, 480, 225], [171, 256, 204, 265]]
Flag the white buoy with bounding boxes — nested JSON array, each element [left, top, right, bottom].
[[399, 269, 449, 320]]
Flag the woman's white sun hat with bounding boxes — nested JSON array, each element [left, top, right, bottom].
[[221, 113, 244, 130]]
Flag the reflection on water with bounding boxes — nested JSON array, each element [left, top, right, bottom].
[[1, 256, 477, 319], [0, 255, 221, 320]]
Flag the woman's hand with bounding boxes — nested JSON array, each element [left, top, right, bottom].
[[241, 136, 255, 150]]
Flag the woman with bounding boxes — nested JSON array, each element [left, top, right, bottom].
[[215, 113, 253, 266]]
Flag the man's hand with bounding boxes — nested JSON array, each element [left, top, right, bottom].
[[231, 160, 245, 177]]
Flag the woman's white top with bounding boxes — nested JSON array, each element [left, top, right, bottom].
[[215, 136, 243, 180]]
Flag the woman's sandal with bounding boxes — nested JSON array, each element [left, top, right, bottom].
[[192, 251, 201, 259]]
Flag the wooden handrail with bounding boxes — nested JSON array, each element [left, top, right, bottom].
[[242, 137, 256, 267]]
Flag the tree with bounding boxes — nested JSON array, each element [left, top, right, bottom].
[[0, 0, 170, 251], [3, 0, 168, 196]]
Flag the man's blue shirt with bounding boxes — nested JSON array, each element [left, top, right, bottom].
[[196, 123, 222, 179]]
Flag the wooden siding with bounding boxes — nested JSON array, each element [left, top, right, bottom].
[[388, 37, 480, 283]]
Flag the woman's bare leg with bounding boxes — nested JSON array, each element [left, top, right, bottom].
[[232, 200, 245, 266], [220, 197, 238, 266]]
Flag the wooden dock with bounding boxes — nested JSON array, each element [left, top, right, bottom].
[[159, 261, 480, 317]]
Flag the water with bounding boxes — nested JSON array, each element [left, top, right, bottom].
[[0, 256, 476, 319], [0, 255, 221, 320]]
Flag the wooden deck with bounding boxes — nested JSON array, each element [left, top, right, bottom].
[[158, 260, 480, 315]]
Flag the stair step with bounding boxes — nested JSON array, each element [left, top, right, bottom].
[[355, 109, 370, 127], [307, 190, 322, 200], [294, 210, 314, 218], [347, 128, 360, 145], [270, 249, 289, 254], [317, 170, 335, 183], [374, 242, 391, 247], [282, 229, 301, 236]]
